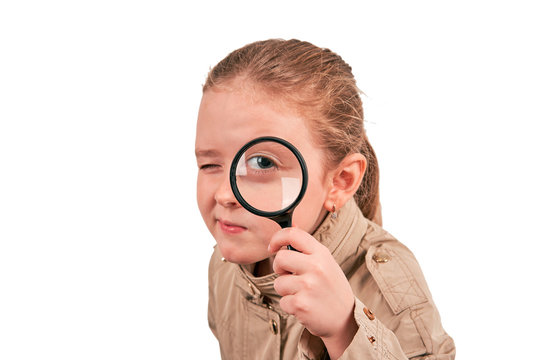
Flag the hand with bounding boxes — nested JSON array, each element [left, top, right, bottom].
[[268, 227, 358, 358]]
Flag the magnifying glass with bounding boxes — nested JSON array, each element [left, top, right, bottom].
[[230, 136, 308, 250]]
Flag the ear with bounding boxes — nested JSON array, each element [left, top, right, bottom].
[[323, 153, 367, 212]]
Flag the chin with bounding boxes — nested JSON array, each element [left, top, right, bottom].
[[217, 241, 267, 265]]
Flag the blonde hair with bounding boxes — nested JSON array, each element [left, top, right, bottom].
[[203, 39, 381, 225]]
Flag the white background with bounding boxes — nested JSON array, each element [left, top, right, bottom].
[[1, 1, 539, 359]]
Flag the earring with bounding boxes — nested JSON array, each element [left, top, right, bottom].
[[331, 204, 337, 219]]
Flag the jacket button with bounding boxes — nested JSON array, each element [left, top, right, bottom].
[[263, 296, 274, 310], [367, 336, 376, 344], [372, 252, 390, 263], [363, 307, 375, 321], [269, 319, 278, 335]]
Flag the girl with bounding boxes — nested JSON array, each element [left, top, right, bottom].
[[195, 39, 455, 360]]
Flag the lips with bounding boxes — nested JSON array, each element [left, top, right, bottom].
[[217, 219, 247, 234]]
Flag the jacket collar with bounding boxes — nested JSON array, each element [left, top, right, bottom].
[[236, 199, 368, 301], [311, 198, 368, 277]]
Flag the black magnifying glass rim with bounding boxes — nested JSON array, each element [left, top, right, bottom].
[[229, 136, 309, 218]]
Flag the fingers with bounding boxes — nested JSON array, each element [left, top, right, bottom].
[[279, 294, 309, 320], [267, 227, 320, 255], [272, 248, 310, 275], [273, 274, 300, 296], [279, 295, 296, 316]]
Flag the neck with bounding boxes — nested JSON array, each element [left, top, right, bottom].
[[254, 256, 275, 277]]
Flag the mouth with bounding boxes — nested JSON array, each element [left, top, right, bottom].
[[217, 219, 247, 234]]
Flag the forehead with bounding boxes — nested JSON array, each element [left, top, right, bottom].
[[196, 86, 314, 156]]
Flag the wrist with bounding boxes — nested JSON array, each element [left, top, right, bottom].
[[321, 307, 358, 359]]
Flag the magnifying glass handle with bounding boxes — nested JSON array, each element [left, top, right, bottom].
[[276, 217, 292, 229], [273, 214, 298, 251]]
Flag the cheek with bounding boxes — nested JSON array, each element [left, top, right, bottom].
[[257, 217, 282, 244], [196, 175, 204, 208], [196, 175, 213, 218], [288, 143, 331, 229], [292, 172, 329, 232]]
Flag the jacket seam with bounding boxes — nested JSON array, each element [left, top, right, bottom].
[[391, 248, 428, 311], [411, 306, 433, 355]]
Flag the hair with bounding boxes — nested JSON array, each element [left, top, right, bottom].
[[203, 39, 382, 226]]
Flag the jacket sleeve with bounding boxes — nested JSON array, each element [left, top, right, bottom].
[[339, 242, 455, 359], [338, 297, 455, 360], [338, 297, 408, 359], [297, 296, 409, 360], [298, 242, 455, 360]]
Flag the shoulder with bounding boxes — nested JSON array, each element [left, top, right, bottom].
[[354, 222, 455, 357], [362, 225, 432, 314], [208, 246, 239, 321], [208, 245, 223, 276]]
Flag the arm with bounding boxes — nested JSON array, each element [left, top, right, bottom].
[[336, 296, 455, 360], [269, 227, 360, 359], [269, 228, 455, 360]]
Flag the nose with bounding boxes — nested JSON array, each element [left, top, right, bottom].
[[215, 173, 239, 208]]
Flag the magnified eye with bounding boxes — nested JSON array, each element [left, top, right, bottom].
[[247, 156, 276, 171]]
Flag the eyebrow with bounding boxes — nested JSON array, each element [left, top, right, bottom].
[[195, 149, 221, 158]]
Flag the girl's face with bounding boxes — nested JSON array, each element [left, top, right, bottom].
[[195, 83, 331, 264]]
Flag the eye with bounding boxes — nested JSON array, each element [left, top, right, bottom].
[[199, 164, 220, 171], [246, 156, 276, 171]]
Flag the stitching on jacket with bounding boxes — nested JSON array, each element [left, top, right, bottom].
[[355, 305, 400, 360], [402, 319, 428, 357], [367, 245, 427, 314], [377, 319, 400, 360], [410, 306, 433, 355], [355, 317, 379, 356], [390, 249, 427, 312]]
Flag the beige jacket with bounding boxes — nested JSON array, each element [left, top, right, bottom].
[[208, 199, 455, 359]]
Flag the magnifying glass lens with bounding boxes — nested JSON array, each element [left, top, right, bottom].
[[235, 141, 303, 213]]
